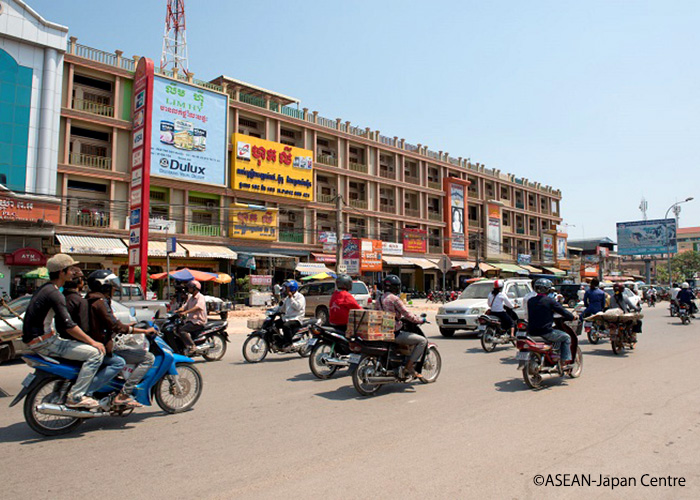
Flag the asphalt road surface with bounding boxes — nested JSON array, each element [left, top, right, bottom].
[[0, 305, 698, 499]]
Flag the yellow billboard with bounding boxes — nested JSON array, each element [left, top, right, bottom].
[[231, 133, 314, 201], [229, 207, 278, 241]]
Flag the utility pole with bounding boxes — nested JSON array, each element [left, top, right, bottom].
[[335, 194, 344, 272]]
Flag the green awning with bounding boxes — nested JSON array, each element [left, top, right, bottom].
[[542, 266, 566, 275], [493, 263, 528, 274]]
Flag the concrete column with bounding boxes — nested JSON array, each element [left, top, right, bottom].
[[65, 64, 74, 108], [63, 118, 71, 164], [109, 181, 116, 229], [220, 196, 226, 237], [183, 191, 189, 235], [36, 48, 60, 195], [114, 76, 121, 119], [111, 128, 118, 171], [61, 175, 68, 224]]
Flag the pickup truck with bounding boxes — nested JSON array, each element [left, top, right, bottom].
[[113, 283, 168, 322]]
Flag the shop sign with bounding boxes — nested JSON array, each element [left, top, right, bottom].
[[382, 242, 403, 256], [558, 259, 572, 270], [542, 233, 555, 263], [4, 248, 46, 266], [360, 240, 382, 272], [129, 230, 140, 246], [597, 246, 610, 258], [231, 133, 314, 202], [149, 218, 176, 233], [229, 207, 278, 241], [583, 254, 600, 263], [236, 254, 256, 270], [443, 178, 470, 258], [250, 275, 272, 286], [403, 228, 427, 254], [342, 239, 361, 275], [517, 254, 532, 265], [0, 196, 60, 224]]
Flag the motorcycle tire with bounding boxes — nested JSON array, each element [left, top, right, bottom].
[[24, 377, 82, 436], [202, 334, 227, 362], [242, 335, 269, 363], [419, 346, 442, 384], [480, 327, 498, 352], [568, 347, 583, 378], [611, 336, 624, 355], [309, 342, 339, 379], [297, 332, 312, 358], [154, 364, 203, 414], [587, 329, 600, 345], [522, 353, 543, 390], [352, 357, 382, 396], [439, 328, 455, 338]]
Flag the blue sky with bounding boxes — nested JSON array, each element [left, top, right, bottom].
[[30, 0, 700, 240]]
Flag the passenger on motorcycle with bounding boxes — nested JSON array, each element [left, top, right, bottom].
[[375, 274, 427, 378], [527, 278, 576, 365], [609, 283, 640, 313], [86, 270, 156, 408], [678, 282, 697, 316], [277, 280, 306, 349], [329, 274, 361, 333], [175, 280, 207, 355], [486, 280, 516, 338], [583, 278, 606, 318], [21, 254, 106, 409]]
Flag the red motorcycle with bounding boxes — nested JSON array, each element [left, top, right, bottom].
[[515, 318, 583, 390]]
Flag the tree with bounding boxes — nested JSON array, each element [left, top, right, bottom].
[[656, 251, 700, 283]]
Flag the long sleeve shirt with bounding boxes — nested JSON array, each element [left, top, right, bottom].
[[526, 294, 575, 337], [487, 292, 514, 313], [375, 292, 421, 332], [608, 293, 638, 313], [583, 288, 607, 316], [329, 290, 361, 326], [22, 283, 77, 343], [281, 292, 305, 322], [87, 291, 131, 344], [63, 289, 90, 336], [677, 289, 695, 305]]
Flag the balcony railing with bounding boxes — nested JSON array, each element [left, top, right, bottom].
[[67, 211, 110, 228], [349, 162, 368, 174], [188, 223, 221, 237], [516, 227, 526, 235], [405, 175, 420, 185], [279, 231, 304, 243], [239, 92, 266, 108], [379, 203, 395, 214], [428, 181, 442, 190], [69, 152, 112, 170], [72, 98, 115, 118], [349, 199, 368, 210], [405, 208, 420, 218], [379, 169, 395, 179], [468, 190, 479, 198], [317, 154, 338, 167], [316, 193, 335, 204], [515, 201, 525, 209], [428, 212, 442, 222]]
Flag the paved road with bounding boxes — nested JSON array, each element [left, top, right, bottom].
[[0, 306, 698, 499]]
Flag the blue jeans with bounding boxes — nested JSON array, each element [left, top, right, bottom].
[[540, 329, 572, 362], [86, 354, 126, 396]]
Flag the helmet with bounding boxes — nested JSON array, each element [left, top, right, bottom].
[[336, 274, 353, 291], [534, 278, 553, 294], [613, 283, 624, 293], [284, 280, 299, 293], [493, 280, 503, 290], [682, 282, 690, 289], [382, 274, 402, 294], [186, 280, 201, 291], [87, 269, 121, 295]]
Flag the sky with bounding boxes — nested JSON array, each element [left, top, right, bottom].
[[28, 0, 700, 240]]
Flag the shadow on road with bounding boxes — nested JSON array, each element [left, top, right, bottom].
[[583, 348, 622, 357], [287, 372, 318, 382], [314, 383, 419, 401], [494, 378, 527, 392]]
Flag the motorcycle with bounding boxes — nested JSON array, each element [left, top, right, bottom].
[[584, 319, 609, 344], [670, 301, 679, 317], [478, 311, 526, 352], [307, 324, 353, 379], [645, 295, 657, 307], [679, 303, 691, 325], [515, 317, 583, 390], [349, 315, 442, 396], [10, 328, 203, 436], [159, 312, 229, 362], [242, 307, 315, 363]]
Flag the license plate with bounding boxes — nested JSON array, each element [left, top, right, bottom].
[[477, 324, 486, 331], [21, 373, 35, 388], [348, 354, 361, 364], [446, 318, 460, 323], [515, 351, 530, 361], [307, 338, 317, 347], [584, 321, 592, 327]]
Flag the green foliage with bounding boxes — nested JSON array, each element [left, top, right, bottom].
[[120, 267, 154, 290], [656, 251, 700, 283], [236, 276, 251, 293]]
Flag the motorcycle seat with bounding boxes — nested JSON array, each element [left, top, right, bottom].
[[301, 318, 317, 327], [203, 321, 227, 330]]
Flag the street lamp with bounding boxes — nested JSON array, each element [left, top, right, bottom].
[[664, 197, 694, 285]]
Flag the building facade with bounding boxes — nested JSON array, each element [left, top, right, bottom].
[[677, 227, 700, 253]]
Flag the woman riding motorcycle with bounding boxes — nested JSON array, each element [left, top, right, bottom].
[[486, 280, 516, 338], [329, 274, 361, 333], [375, 275, 427, 378]]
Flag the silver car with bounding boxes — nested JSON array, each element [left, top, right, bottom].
[[298, 280, 371, 324]]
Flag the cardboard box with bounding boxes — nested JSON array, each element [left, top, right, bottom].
[[347, 309, 395, 341]]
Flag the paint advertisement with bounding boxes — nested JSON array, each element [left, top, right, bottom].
[[616, 218, 677, 255], [443, 178, 470, 258], [342, 238, 382, 274], [231, 133, 314, 201], [486, 202, 502, 258], [403, 228, 427, 254], [542, 233, 555, 263], [229, 207, 278, 241], [150, 76, 228, 186]]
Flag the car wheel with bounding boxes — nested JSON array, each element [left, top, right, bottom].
[[567, 299, 577, 308], [439, 328, 455, 337]]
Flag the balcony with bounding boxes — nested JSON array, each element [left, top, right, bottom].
[[515, 201, 525, 209], [379, 203, 395, 214], [188, 223, 221, 237], [316, 193, 335, 204], [69, 152, 112, 170], [317, 154, 338, 167], [349, 199, 368, 210], [428, 212, 443, 222], [405, 208, 420, 218], [67, 211, 110, 228], [279, 231, 304, 243], [349, 162, 368, 174], [468, 190, 479, 199], [516, 227, 526, 235], [428, 181, 442, 190], [405, 175, 420, 185], [71, 97, 115, 118], [379, 169, 396, 179]]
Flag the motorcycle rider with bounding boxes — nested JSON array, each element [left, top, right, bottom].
[[175, 280, 207, 355], [86, 270, 156, 408], [583, 278, 607, 318], [21, 254, 106, 409], [577, 285, 586, 303], [486, 280, 516, 338], [62, 266, 89, 334], [677, 282, 697, 316], [670, 283, 681, 310], [647, 286, 657, 305], [609, 283, 640, 313], [276, 279, 306, 349], [329, 274, 361, 333], [527, 278, 576, 365], [375, 274, 427, 378]]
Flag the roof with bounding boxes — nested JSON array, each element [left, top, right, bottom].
[[296, 262, 333, 276], [678, 227, 700, 234], [214, 75, 299, 105], [10, 0, 69, 33], [567, 237, 616, 252]]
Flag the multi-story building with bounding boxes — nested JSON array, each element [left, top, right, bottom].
[[678, 227, 700, 253], [1, 2, 564, 296]]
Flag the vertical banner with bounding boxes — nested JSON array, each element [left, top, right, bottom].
[[342, 238, 361, 275], [129, 57, 154, 289], [542, 233, 555, 263], [486, 202, 502, 258], [443, 178, 470, 258]]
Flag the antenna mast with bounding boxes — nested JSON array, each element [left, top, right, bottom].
[[160, 0, 189, 75], [639, 197, 648, 221]]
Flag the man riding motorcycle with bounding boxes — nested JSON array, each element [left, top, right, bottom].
[[175, 280, 207, 355], [583, 278, 606, 318], [375, 274, 427, 378], [86, 270, 156, 408], [276, 280, 306, 349], [527, 278, 576, 365], [609, 283, 640, 313], [21, 254, 106, 409], [329, 274, 361, 333], [486, 280, 516, 338], [678, 282, 697, 317], [62, 266, 89, 334]]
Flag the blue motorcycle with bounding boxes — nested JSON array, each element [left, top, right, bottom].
[[10, 333, 203, 436]]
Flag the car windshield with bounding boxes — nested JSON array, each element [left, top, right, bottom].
[[1, 297, 31, 318], [351, 282, 369, 295], [459, 283, 492, 300]]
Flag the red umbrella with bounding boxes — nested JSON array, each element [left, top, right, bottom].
[[150, 268, 221, 282]]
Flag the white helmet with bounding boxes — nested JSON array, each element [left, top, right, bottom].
[[682, 282, 690, 289]]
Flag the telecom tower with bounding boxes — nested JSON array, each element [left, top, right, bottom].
[[639, 197, 648, 220], [160, 0, 189, 75]]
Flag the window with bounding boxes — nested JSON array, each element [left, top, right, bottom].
[[505, 285, 517, 299], [468, 205, 478, 221], [239, 118, 258, 129], [503, 211, 511, 226], [516, 284, 531, 297], [74, 74, 112, 92], [500, 186, 509, 199], [67, 180, 107, 193], [71, 127, 110, 142]]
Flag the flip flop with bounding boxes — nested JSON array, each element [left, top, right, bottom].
[[115, 396, 142, 408]]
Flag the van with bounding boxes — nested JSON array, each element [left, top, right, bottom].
[[298, 280, 371, 324]]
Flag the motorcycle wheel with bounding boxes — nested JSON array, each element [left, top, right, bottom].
[[309, 343, 338, 379], [611, 336, 624, 355], [439, 328, 455, 338], [297, 331, 312, 358], [568, 347, 583, 378], [24, 377, 82, 436], [352, 357, 382, 396], [242, 335, 269, 363], [419, 346, 442, 384], [681, 316, 689, 325], [522, 353, 543, 390], [480, 327, 498, 352], [587, 329, 600, 344], [154, 364, 203, 414], [202, 334, 227, 362]]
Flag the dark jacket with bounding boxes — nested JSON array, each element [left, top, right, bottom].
[[62, 289, 90, 337], [86, 291, 130, 344], [583, 288, 606, 317], [527, 294, 575, 337]]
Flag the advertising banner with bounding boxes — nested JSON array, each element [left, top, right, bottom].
[[556, 236, 568, 261], [342, 238, 361, 275], [542, 233, 555, 263], [616, 218, 677, 255], [232, 133, 314, 201], [486, 202, 502, 258], [443, 178, 470, 258], [517, 254, 532, 265], [0, 196, 60, 224], [236, 254, 256, 270], [229, 207, 278, 241], [382, 241, 404, 256], [361, 240, 383, 272], [250, 275, 272, 286], [403, 228, 427, 253], [150, 76, 228, 186]]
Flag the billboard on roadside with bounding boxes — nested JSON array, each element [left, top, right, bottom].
[[617, 219, 677, 255]]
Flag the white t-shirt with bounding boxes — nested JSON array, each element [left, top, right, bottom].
[[577, 289, 586, 301], [487, 292, 514, 312], [671, 287, 681, 300], [281, 292, 306, 322]]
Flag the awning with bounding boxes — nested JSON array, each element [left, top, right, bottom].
[[180, 244, 238, 260], [451, 260, 476, 270], [542, 266, 566, 275], [493, 263, 528, 275], [382, 256, 413, 266], [233, 246, 308, 257], [405, 257, 439, 270], [312, 253, 337, 264], [478, 262, 498, 273], [58, 235, 127, 255], [296, 262, 334, 275], [519, 264, 542, 274], [120, 239, 187, 258]]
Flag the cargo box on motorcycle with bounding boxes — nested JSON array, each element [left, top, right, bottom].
[[347, 309, 395, 341]]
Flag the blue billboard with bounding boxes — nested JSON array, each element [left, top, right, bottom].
[[150, 76, 228, 186], [616, 218, 677, 256]]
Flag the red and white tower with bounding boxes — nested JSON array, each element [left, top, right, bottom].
[[160, 0, 189, 75]]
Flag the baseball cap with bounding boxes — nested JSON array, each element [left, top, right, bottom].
[[47, 254, 79, 273]]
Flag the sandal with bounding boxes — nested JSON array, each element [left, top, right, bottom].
[[114, 395, 142, 408]]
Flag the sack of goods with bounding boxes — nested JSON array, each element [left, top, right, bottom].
[[347, 309, 395, 341], [586, 309, 643, 324]]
